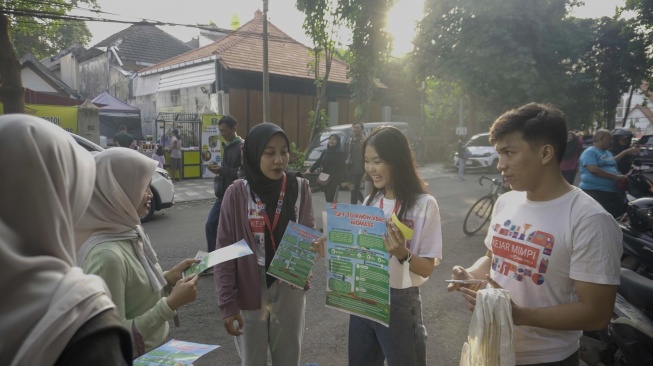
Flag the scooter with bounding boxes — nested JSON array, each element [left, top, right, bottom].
[[580, 268, 653, 365], [620, 199, 653, 279]]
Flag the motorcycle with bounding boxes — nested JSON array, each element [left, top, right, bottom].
[[620, 198, 653, 280], [580, 268, 653, 365]]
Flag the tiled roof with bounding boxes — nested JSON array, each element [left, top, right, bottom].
[[140, 12, 352, 86], [78, 23, 192, 66]]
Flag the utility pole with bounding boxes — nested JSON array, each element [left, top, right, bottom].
[[262, 0, 270, 122]]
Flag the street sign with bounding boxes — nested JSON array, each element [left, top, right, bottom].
[[456, 127, 467, 136]]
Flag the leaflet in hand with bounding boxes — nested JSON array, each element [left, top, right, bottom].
[[184, 239, 253, 277], [134, 339, 219, 365], [325, 203, 390, 327], [267, 221, 322, 288]]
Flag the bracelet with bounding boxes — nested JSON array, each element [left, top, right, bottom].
[[398, 250, 412, 265]]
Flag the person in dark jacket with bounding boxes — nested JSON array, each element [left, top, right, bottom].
[[345, 122, 365, 204], [205, 116, 244, 264], [309, 134, 347, 202], [609, 128, 635, 175]]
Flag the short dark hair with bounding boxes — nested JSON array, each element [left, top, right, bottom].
[[489, 103, 567, 164], [352, 121, 364, 129], [218, 115, 238, 129], [119, 125, 127, 131]]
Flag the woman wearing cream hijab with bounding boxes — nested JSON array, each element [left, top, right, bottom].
[[76, 148, 199, 357], [0, 115, 132, 365]]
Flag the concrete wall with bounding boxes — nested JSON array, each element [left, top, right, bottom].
[[109, 68, 130, 102], [130, 94, 158, 137], [60, 54, 80, 93], [79, 53, 110, 99]]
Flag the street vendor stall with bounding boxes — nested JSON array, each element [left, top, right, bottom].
[[155, 112, 203, 179], [154, 113, 225, 179]]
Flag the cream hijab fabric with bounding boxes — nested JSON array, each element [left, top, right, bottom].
[[0, 115, 116, 366], [76, 148, 167, 292]]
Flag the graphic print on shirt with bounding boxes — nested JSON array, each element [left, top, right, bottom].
[[490, 219, 554, 285], [248, 206, 266, 251]]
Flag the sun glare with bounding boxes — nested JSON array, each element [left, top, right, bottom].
[[386, 0, 425, 55]]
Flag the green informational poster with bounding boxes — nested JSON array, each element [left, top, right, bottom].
[[134, 339, 219, 365], [267, 221, 322, 288], [325, 204, 390, 326]]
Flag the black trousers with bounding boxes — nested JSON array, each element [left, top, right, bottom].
[[582, 189, 626, 218], [349, 173, 364, 204]]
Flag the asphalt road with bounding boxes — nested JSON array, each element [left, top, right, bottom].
[[144, 171, 498, 366]]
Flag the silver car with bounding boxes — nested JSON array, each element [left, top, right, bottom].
[[71, 133, 174, 222]]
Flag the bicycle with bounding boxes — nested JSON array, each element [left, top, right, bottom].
[[463, 175, 508, 236]]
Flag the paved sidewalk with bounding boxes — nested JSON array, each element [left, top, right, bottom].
[[173, 162, 455, 203]]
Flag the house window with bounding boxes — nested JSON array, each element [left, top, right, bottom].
[[170, 89, 181, 106]]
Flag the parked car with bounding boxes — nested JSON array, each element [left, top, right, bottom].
[[303, 122, 417, 185], [453, 132, 499, 173], [71, 133, 174, 222], [634, 134, 653, 167]]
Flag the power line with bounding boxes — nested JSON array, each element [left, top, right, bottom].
[[1, 7, 305, 45]]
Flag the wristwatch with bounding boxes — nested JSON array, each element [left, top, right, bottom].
[[398, 250, 412, 265]]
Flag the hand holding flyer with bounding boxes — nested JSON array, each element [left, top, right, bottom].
[[391, 212, 414, 240], [184, 239, 253, 277]]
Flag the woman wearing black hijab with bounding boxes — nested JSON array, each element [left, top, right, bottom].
[[308, 134, 347, 202], [214, 123, 316, 366]]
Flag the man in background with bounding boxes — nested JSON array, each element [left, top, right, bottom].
[[345, 122, 365, 204], [579, 129, 636, 218], [203, 115, 243, 274], [114, 125, 134, 148]]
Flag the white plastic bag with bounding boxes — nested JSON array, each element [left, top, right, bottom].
[[460, 288, 515, 366]]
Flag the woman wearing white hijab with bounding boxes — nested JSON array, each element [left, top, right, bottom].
[[76, 148, 199, 357], [0, 115, 132, 365]]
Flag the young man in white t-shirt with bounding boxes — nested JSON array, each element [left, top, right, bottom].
[[449, 103, 623, 365]]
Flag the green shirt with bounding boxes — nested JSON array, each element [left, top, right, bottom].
[[82, 240, 175, 356], [114, 131, 134, 148]]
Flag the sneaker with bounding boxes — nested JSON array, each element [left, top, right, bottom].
[[200, 268, 213, 276]]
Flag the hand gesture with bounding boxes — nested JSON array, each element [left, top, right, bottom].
[[165, 258, 200, 286], [384, 219, 409, 260], [223, 314, 244, 336], [311, 236, 327, 261], [207, 164, 221, 174], [166, 274, 199, 310]]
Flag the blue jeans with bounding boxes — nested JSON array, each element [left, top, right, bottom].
[[205, 198, 222, 252], [458, 158, 466, 178], [348, 287, 427, 366]]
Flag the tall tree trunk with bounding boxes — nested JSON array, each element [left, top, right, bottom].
[[621, 86, 636, 128], [0, 14, 25, 114]]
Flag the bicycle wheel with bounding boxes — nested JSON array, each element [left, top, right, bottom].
[[463, 196, 494, 236]]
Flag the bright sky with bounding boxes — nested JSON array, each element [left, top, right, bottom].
[[78, 0, 625, 56]]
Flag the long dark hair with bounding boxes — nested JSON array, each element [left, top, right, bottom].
[[363, 126, 427, 220]]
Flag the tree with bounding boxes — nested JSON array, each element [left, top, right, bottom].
[[296, 0, 346, 146], [340, 0, 394, 120], [0, 0, 97, 113], [12, 19, 91, 60]]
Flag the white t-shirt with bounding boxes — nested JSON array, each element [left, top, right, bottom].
[[366, 194, 443, 289], [484, 187, 622, 364]]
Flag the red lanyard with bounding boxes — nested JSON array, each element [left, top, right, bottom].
[[252, 173, 287, 251], [379, 196, 400, 215]]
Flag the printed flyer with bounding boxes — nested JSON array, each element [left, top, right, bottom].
[[325, 203, 390, 326], [200, 114, 223, 178], [267, 221, 322, 288], [134, 339, 219, 365], [184, 239, 253, 277]]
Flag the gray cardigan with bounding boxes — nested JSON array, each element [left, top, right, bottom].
[[214, 178, 315, 319]]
